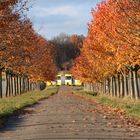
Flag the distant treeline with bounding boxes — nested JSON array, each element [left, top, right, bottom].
[[50, 33, 84, 70]]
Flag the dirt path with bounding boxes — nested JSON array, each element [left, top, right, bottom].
[[0, 86, 140, 140]]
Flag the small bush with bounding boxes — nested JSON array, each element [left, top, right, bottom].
[[39, 82, 46, 90]]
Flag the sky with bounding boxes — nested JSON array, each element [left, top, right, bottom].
[[28, 0, 102, 40]]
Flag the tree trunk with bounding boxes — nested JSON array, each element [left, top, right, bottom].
[[27, 78, 30, 92], [0, 70, 2, 98], [84, 83, 86, 91], [111, 76, 114, 97], [112, 76, 116, 97], [102, 82, 104, 94], [32, 82, 34, 91], [10, 74, 14, 96], [92, 83, 95, 93], [35, 82, 37, 90], [87, 83, 90, 92], [114, 76, 117, 97], [129, 70, 134, 99], [16, 76, 19, 95], [107, 78, 110, 95], [124, 73, 128, 97], [22, 77, 25, 93], [19, 76, 22, 95], [90, 83, 93, 93], [6, 72, 9, 97], [34, 82, 36, 90], [126, 75, 129, 96], [120, 74, 124, 98], [133, 70, 139, 100], [31, 81, 33, 91], [26, 78, 27, 92], [116, 75, 120, 97], [8, 73, 11, 96], [14, 75, 17, 96], [104, 79, 106, 94], [24, 77, 27, 93]]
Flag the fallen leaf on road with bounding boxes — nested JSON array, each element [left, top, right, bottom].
[[103, 115, 107, 119]]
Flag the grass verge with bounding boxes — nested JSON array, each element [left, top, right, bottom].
[[72, 86, 140, 119], [0, 86, 58, 118]]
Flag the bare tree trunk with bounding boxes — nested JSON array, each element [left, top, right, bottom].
[[16, 76, 19, 95], [19, 76, 22, 95], [112, 77, 114, 96], [6, 72, 9, 97], [9, 73, 11, 96], [35, 82, 37, 90], [24, 77, 26, 93], [10, 74, 14, 96], [116, 75, 120, 97], [31, 82, 33, 91], [84, 83, 86, 91], [110, 77, 113, 96], [27, 78, 30, 91], [88, 83, 90, 92], [102, 81, 104, 94], [124, 73, 128, 97], [34, 82, 36, 90], [129, 70, 134, 99], [98, 83, 100, 93], [107, 78, 110, 95], [104, 79, 107, 94], [133, 70, 139, 100], [114, 76, 117, 97], [0, 70, 2, 98], [22, 77, 25, 94], [14, 75, 17, 96], [120, 74, 124, 98], [32, 82, 34, 91]]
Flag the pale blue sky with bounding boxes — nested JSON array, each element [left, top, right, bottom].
[[28, 0, 102, 39]]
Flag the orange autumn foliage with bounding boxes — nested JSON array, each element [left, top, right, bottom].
[[72, 0, 140, 83], [0, 0, 58, 81]]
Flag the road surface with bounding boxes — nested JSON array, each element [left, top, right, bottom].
[[0, 86, 140, 140]]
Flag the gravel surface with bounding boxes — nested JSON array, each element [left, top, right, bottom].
[[0, 86, 140, 140]]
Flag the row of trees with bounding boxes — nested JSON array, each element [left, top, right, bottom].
[[0, 0, 57, 98], [72, 0, 140, 99]]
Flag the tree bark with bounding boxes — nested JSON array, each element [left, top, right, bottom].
[[24, 77, 26, 93], [17, 76, 19, 95], [19, 76, 22, 95], [107, 78, 110, 95], [112, 77, 114, 96], [22, 77, 25, 93], [84, 83, 86, 91], [120, 74, 124, 98], [104, 79, 106, 94], [6, 72, 9, 97], [124, 73, 128, 97], [133, 70, 139, 100], [28, 78, 30, 91], [8, 73, 11, 96], [102, 81, 104, 94], [114, 76, 117, 97], [129, 70, 134, 99], [10, 74, 14, 96], [0, 70, 2, 98], [116, 75, 120, 97], [14, 75, 17, 96]]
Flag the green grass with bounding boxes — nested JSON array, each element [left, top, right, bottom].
[[0, 86, 58, 117], [72, 86, 140, 119]]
